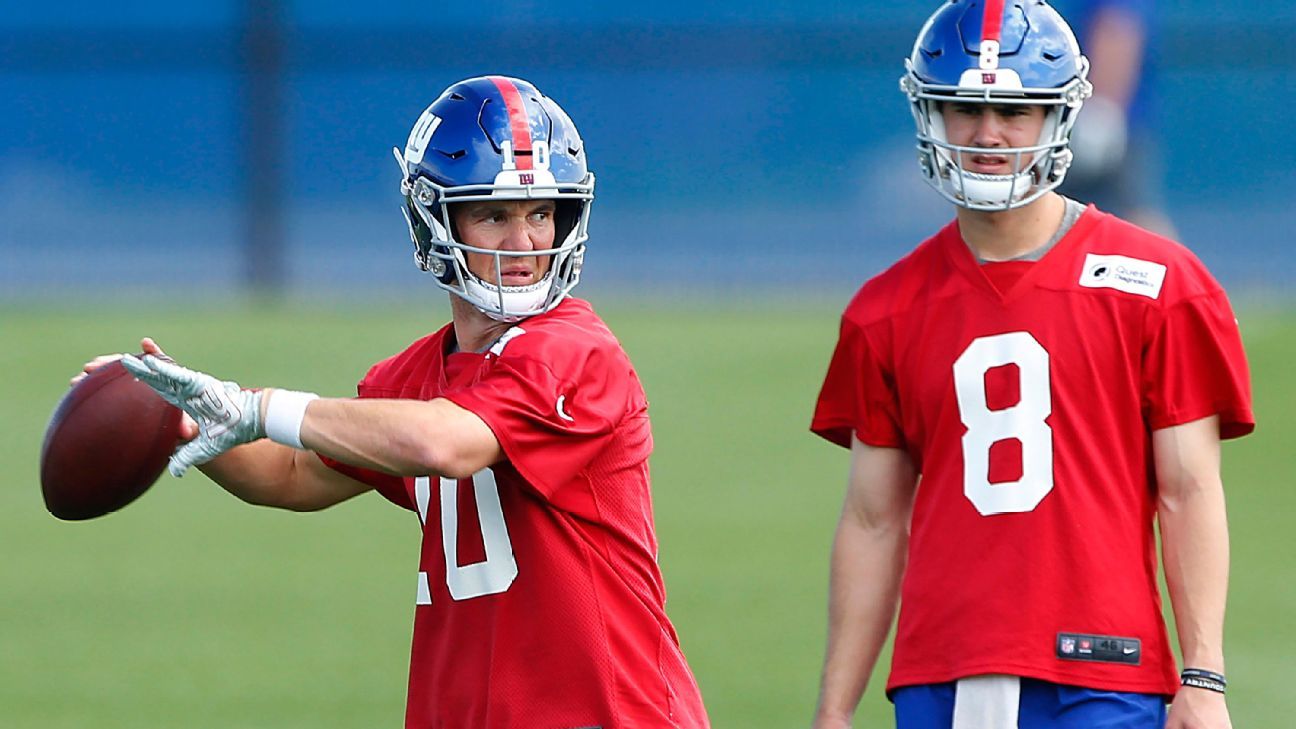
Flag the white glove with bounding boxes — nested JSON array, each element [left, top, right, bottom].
[[121, 354, 265, 477]]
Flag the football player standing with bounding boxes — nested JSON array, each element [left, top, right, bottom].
[[78, 76, 710, 728], [809, 2, 1251, 728]]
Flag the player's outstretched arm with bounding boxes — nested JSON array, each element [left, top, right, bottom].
[[1155, 416, 1233, 729], [288, 392, 502, 480], [193, 390, 501, 509], [115, 340, 501, 480], [813, 437, 918, 729], [73, 338, 374, 511]]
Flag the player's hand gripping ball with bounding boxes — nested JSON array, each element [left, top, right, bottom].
[[40, 357, 183, 520], [120, 354, 265, 477]]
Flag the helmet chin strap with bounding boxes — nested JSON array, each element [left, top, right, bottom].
[[462, 269, 556, 323], [948, 167, 1035, 209]]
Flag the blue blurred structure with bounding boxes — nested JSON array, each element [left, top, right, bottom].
[[2, 1, 1294, 300]]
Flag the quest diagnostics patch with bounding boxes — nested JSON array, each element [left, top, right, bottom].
[[1078, 254, 1166, 300]]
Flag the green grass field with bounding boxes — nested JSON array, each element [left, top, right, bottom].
[[2, 298, 1292, 727]]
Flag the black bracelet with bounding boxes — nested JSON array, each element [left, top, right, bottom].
[[1181, 668, 1227, 694], [1181, 668, 1227, 685]]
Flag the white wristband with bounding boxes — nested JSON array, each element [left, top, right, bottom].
[[264, 390, 319, 450]]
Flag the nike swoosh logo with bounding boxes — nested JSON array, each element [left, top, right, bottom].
[[556, 395, 574, 422], [1123, 647, 1138, 654]]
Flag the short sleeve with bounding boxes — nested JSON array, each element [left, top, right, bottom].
[[1143, 291, 1254, 439], [444, 348, 628, 497], [810, 315, 905, 449]]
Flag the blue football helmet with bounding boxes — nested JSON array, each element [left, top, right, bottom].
[[394, 76, 595, 321], [900, 0, 1092, 210]]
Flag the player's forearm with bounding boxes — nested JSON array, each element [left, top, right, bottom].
[[1155, 419, 1229, 671], [1160, 480, 1229, 670], [197, 438, 304, 507], [815, 515, 907, 725], [292, 394, 500, 479]]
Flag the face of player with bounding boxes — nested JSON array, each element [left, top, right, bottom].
[[451, 199, 557, 287], [940, 102, 1048, 176]]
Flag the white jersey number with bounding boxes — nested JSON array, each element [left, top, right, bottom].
[[414, 469, 518, 603], [952, 332, 1054, 516]]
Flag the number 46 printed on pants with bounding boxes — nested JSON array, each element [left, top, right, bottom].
[[414, 470, 518, 603]]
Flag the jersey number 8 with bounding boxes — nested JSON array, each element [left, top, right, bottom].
[[953, 332, 1054, 516]]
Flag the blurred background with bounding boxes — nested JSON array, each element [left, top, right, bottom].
[[3, 2, 1295, 728], [3, 0, 1295, 299]]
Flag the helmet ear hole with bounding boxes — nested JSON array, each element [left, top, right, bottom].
[[434, 205, 460, 285], [405, 194, 458, 284], [405, 199, 428, 238], [403, 197, 433, 265]]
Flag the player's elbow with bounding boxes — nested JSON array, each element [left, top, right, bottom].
[[434, 460, 481, 480], [404, 403, 501, 479], [411, 438, 493, 480]]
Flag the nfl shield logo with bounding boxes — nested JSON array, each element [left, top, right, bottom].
[[1060, 637, 1075, 654]]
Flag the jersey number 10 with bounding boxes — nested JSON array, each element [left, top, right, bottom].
[[953, 331, 1054, 516], [414, 470, 519, 603]]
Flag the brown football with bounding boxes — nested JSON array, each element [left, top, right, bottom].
[[40, 357, 183, 520]]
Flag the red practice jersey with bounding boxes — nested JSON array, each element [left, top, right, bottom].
[[811, 207, 1253, 696], [322, 298, 708, 729]]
